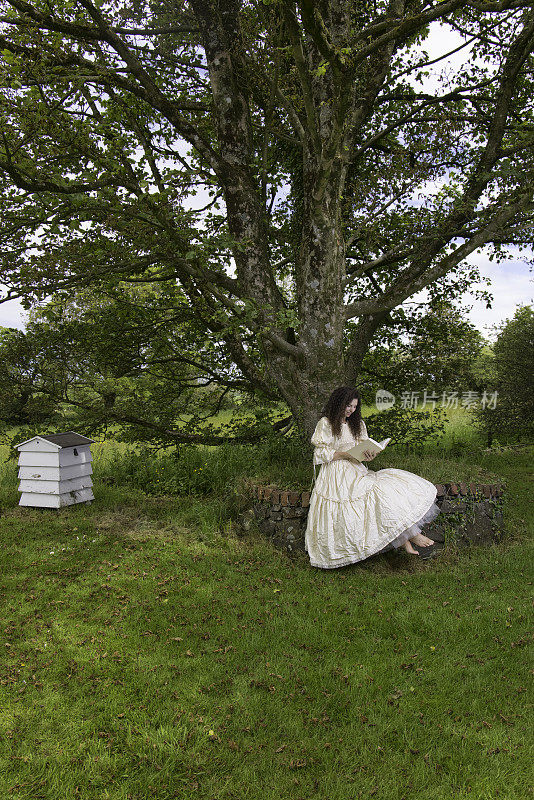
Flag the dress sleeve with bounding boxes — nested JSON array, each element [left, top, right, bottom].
[[359, 419, 368, 440], [311, 417, 336, 465]]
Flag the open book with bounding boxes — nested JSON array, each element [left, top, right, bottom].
[[345, 436, 391, 461]]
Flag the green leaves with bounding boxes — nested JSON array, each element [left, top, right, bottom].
[[0, 0, 531, 445]]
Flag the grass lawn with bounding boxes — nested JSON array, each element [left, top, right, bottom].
[[0, 428, 532, 799]]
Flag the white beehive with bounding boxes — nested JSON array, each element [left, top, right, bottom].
[[15, 432, 95, 508]]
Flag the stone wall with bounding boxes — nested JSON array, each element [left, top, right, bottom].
[[236, 482, 506, 559]]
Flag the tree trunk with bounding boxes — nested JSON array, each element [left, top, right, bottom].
[[268, 154, 347, 446]]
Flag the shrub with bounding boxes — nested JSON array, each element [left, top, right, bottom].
[[366, 405, 447, 451]]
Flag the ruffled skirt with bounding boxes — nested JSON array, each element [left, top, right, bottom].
[[305, 460, 440, 569]]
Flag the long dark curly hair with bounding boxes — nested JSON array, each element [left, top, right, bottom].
[[320, 386, 363, 439]]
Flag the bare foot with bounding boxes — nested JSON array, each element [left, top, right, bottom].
[[403, 541, 419, 555], [410, 533, 434, 547]]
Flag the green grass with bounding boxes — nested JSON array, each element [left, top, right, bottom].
[[0, 414, 532, 800]]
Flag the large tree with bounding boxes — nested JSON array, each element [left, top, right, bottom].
[[0, 0, 533, 442]]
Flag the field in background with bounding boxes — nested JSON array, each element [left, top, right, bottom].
[[0, 405, 514, 498], [0, 409, 532, 799]]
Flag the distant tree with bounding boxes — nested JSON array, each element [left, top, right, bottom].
[[470, 342, 498, 393], [472, 305, 534, 445], [358, 300, 486, 403]]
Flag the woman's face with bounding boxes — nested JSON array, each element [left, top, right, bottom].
[[345, 397, 359, 418]]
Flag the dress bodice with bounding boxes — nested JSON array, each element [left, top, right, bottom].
[[336, 421, 358, 446], [311, 416, 367, 466]]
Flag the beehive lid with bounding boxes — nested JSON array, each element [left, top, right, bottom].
[[15, 432, 95, 450]]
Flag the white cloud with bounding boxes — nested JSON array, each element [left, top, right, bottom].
[[462, 256, 533, 338], [405, 254, 532, 340], [0, 298, 28, 331]]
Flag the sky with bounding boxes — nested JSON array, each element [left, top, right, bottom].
[[408, 253, 532, 340], [0, 18, 532, 337], [454, 253, 532, 338]]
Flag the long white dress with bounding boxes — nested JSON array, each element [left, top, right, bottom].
[[305, 416, 440, 569]]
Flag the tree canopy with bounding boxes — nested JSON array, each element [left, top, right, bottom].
[[0, 0, 532, 442]]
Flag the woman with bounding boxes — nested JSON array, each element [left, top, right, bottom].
[[305, 386, 440, 569]]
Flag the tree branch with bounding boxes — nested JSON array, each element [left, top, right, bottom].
[[279, 1, 322, 151], [298, 0, 344, 72], [355, 0, 531, 60], [345, 7, 534, 318], [10, 370, 293, 444], [344, 188, 533, 319]]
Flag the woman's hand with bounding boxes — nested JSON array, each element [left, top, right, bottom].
[[333, 451, 358, 463], [333, 450, 376, 462]]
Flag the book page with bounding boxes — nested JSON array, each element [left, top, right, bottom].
[[346, 437, 391, 461]]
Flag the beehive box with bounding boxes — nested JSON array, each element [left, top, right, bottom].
[[15, 432, 95, 508]]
